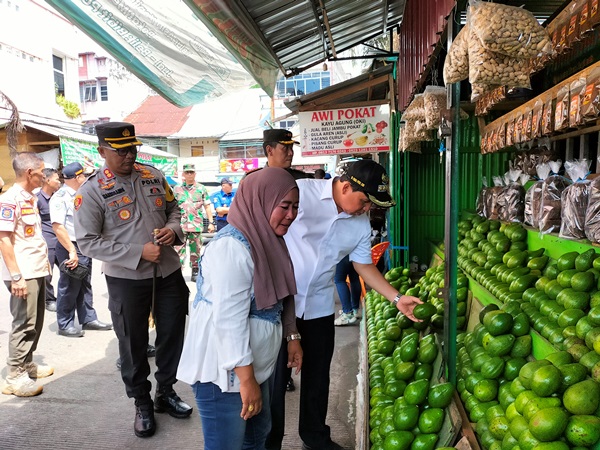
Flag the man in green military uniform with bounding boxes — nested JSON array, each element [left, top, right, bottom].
[[174, 164, 214, 281]]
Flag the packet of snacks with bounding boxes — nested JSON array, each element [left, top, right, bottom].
[[569, 77, 586, 127], [554, 85, 570, 131], [532, 99, 544, 138], [542, 96, 554, 135], [423, 86, 447, 130], [581, 66, 600, 121], [468, 0, 553, 58]]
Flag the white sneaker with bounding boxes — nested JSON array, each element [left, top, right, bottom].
[[334, 312, 357, 326], [338, 309, 361, 319], [2, 367, 43, 397], [23, 362, 54, 379]]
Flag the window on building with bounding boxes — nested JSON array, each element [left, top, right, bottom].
[[275, 71, 330, 99], [219, 142, 262, 159], [79, 81, 97, 102], [53, 54, 65, 96], [100, 79, 108, 101], [191, 146, 204, 157]]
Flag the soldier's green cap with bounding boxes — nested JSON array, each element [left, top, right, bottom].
[[183, 164, 196, 172]]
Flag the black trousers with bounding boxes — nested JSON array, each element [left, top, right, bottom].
[[297, 314, 335, 448], [266, 340, 292, 450], [105, 269, 189, 401]]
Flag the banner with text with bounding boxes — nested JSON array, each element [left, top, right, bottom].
[[299, 104, 390, 156], [60, 137, 177, 175]]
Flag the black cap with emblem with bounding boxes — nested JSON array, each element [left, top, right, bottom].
[[96, 122, 143, 149], [344, 159, 395, 208]]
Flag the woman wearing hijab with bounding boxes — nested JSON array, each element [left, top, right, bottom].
[[177, 167, 302, 450]]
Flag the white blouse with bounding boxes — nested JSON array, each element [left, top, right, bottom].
[[176, 236, 282, 392]]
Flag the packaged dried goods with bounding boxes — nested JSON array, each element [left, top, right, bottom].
[[471, 83, 500, 103], [532, 99, 544, 138], [566, 1, 582, 47], [560, 159, 592, 239], [542, 96, 554, 135], [514, 112, 523, 144], [506, 116, 515, 147], [444, 25, 470, 84], [569, 77, 586, 127], [581, 66, 600, 121], [554, 85, 570, 131], [590, 0, 600, 28], [423, 86, 447, 130], [468, 0, 553, 58], [497, 122, 506, 150], [523, 108, 533, 142], [498, 169, 525, 222], [584, 176, 600, 243], [403, 94, 425, 121], [468, 29, 532, 90], [539, 161, 569, 234], [579, 0, 593, 35], [486, 177, 505, 220]]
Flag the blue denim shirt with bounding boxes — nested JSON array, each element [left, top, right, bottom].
[[193, 225, 282, 324]]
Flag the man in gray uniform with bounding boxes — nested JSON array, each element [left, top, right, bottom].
[[74, 122, 192, 438]]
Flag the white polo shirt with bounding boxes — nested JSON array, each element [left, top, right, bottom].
[[284, 178, 372, 320]]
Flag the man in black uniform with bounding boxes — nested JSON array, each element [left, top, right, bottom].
[[74, 122, 192, 438]]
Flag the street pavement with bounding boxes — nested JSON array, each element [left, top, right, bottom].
[[0, 261, 359, 449]]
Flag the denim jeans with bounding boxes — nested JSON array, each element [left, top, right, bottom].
[[334, 255, 361, 313], [193, 380, 271, 450]]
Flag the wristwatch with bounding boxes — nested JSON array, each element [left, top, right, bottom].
[[286, 333, 301, 342], [11, 273, 22, 282], [392, 293, 402, 307]]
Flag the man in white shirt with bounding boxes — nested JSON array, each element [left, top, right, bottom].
[[282, 159, 421, 450]]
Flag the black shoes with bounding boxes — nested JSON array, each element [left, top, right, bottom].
[[154, 386, 193, 418], [83, 320, 113, 331], [286, 378, 295, 392], [58, 327, 84, 337], [45, 301, 57, 312], [191, 267, 199, 283], [134, 400, 156, 438]]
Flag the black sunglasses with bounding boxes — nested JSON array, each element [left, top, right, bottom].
[[103, 145, 139, 157]]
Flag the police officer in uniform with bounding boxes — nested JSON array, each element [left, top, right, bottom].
[[74, 122, 192, 438], [50, 162, 112, 337]]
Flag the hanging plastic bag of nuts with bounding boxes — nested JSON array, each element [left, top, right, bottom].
[[443, 25, 470, 84], [525, 162, 551, 227], [467, 28, 532, 90], [423, 86, 447, 130], [560, 159, 592, 240], [467, 0, 553, 58]]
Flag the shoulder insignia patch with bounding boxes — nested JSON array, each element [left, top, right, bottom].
[[74, 195, 83, 211]]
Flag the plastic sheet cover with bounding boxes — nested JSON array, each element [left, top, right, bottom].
[[44, 0, 266, 107]]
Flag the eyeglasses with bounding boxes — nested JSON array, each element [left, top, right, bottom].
[[103, 145, 139, 157]]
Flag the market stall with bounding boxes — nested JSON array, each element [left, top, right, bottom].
[[360, 1, 600, 449]]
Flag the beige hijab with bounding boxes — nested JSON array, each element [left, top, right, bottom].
[[227, 167, 298, 309]]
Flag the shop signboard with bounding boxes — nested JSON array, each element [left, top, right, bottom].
[[219, 158, 259, 173], [60, 137, 177, 175], [298, 104, 390, 156]]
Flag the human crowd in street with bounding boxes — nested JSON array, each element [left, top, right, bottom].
[[0, 123, 421, 449]]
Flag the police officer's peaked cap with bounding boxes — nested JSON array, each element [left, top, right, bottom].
[[96, 122, 143, 149], [263, 129, 299, 145], [62, 162, 84, 179]]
